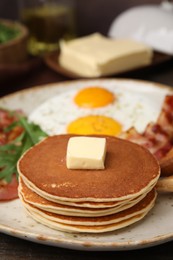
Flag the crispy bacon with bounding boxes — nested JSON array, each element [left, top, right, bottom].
[[157, 95, 173, 138], [120, 95, 173, 175]]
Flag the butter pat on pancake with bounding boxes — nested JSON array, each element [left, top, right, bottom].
[[66, 136, 106, 169], [59, 33, 153, 77]]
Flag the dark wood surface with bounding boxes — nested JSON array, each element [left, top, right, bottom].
[[1, 232, 173, 260], [1, 57, 173, 259]]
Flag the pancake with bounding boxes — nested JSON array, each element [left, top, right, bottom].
[[20, 175, 132, 208], [26, 210, 147, 233], [18, 134, 160, 202], [19, 178, 152, 217], [18, 134, 160, 233], [19, 189, 156, 233]]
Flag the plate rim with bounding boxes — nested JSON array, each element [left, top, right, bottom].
[[1, 217, 173, 251], [1, 77, 173, 101]]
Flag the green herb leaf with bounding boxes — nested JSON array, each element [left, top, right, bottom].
[[0, 115, 48, 182]]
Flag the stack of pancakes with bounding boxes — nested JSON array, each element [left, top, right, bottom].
[[17, 135, 160, 233]]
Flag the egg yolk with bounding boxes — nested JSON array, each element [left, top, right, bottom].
[[67, 115, 122, 136], [74, 87, 115, 108]]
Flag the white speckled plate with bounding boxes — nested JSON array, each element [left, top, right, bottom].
[[1, 79, 173, 251]]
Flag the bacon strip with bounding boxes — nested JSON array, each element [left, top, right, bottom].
[[120, 95, 173, 176]]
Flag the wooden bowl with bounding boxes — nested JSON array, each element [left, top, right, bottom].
[[0, 19, 29, 65]]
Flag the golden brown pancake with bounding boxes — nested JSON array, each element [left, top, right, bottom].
[[18, 134, 160, 202], [19, 177, 150, 217], [19, 175, 133, 208], [20, 189, 156, 233]]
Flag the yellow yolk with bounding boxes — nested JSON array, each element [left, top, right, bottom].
[[67, 115, 122, 136], [74, 87, 115, 108]]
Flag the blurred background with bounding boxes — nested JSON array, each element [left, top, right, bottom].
[[0, 0, 161, 36], [0, 0, 172, 96]]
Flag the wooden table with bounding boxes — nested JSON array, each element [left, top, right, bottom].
[[1, 58, 173, 259]]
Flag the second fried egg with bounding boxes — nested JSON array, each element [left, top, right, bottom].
[[67, 115, 122, 136]]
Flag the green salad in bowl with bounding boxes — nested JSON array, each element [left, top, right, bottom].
[[0, 19, 29, 64], [0, 22, 20, 44]]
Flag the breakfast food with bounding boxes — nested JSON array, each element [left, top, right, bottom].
[[29, 85, 158, 136], [0, 108, 23, 200], [156, 175, 173, 192], [66, 136, 106, 170], [59, 33, 153, 77], [120, 95, 173, 163], [67, 115, 122, 136], [28, 83, 173, 193], [118, 94, 173, 191], [2, 79, 173, 208], [0, 108, 47, 201], [18, 134, 160, 233], [156, 149, 173, 192], [74, 87, 115, 108], [160, 148, 173, 177]]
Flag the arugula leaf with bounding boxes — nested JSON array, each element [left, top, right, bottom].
[[0, 115, 48, 182]]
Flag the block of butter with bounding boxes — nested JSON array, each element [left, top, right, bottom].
[[59, 33, 153, 77], [66, 136, 106, 170]]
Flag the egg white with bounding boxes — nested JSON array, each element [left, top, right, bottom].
[[29, 84, 165, 136]]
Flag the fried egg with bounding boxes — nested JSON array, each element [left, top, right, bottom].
[[29, 83, 162, 136], [74, 87, 115, 108], [67, 115, 122, 136]]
